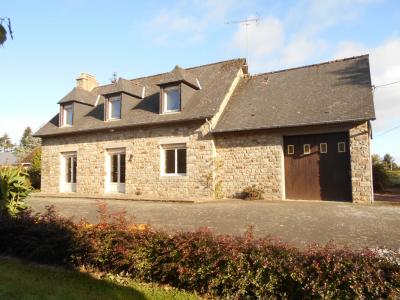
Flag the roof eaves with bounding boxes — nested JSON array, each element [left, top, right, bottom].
[[212, 117, 375, 134]]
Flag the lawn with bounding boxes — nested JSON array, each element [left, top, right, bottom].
[[0, 257, 200, 300]]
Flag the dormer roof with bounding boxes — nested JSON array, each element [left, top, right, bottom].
[[57, 87, 98, 106], [157, 65, 201, 89], [98, 78, 145, 98]]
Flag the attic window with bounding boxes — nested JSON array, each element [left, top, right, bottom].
[[62, 104, 73, 127], [107, 95, 121, 120], [162, 86, 180, 113]]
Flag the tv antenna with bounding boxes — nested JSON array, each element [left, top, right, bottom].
[[225, 16, 260, 61]]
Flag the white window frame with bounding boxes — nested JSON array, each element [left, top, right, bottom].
[[338, 142, 346, 153], [320, 143, 328, 154], [160, 144, 187, 176], [105, 148, 126, 193], [108, 95, 122, 120], [287, 145, 294, 155], [60, 152, 77, 193], [303, 144, 311, 155], [162, 86, 181, 114], [63, 104, 73, 127]]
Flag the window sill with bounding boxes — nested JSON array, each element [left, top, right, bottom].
[[160, 174, 187, 178], [61, 124, 73, 128], [105, 118, 121, 122], [161, 110, 181, 115]]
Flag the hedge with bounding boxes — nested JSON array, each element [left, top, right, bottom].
[[0, 204, 399, 299]]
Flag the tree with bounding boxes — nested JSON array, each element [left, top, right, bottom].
[[15, 127, 41, 160], [0, 133, 14, 152], [383, 153, 395, 171], [0, 17, 13, 46]]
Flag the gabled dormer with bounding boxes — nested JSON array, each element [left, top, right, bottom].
[[100, 78, 145, 122], [157, 65, 201, 114], [58, 73, 98, 127]]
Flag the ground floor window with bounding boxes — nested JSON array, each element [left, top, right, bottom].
[[106, 149, 126, 193], [61, 152, 77, 192], [161, 144, 187, 176]]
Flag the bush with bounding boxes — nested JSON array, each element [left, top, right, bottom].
[[0, 203, 399, 299], [0, 167, 31, 216], [373, 162, 389, 192], [240, 185, 264, 200], [27, 147, 41, 190]]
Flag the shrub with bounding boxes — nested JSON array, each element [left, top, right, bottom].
[[240, 185, 264, 200], [0, 167, 31, 216], [373, 162, 389, 191], [27, 147, 41, 190], [0, 203, 399, 299]]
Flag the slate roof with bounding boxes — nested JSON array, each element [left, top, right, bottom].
[[98, 78, 145, 98], [157, 65, 200, 89], [58, 88, 98, 106], [0, 152, 17, 166], [35, 58, 245, 137], [213, 55, 375, 133]]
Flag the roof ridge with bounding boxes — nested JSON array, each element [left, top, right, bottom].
[[251, 54, 369, 78], [128, 57, 246, 82]]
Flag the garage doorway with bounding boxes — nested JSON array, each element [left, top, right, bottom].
[[284, 132, 351, 201]]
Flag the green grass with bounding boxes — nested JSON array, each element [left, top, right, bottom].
[[0, 257, 200, 300]]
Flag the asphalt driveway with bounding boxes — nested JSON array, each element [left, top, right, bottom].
[[27, 197, 400, 250]]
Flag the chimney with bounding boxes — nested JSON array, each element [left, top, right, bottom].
[[241, 63, 249, 78], [76, 73, 98, 91]]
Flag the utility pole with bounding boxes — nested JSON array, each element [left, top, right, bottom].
[[225, 16, 260, 63]]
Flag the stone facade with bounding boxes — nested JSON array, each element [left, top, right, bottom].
[[41, 121, 373, 203], [214, 132, 284, 200], [349, 122, 373, 203], [41, 121, 215, 200]]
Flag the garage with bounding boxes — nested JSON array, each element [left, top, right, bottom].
[[284, 132, 352, 201]]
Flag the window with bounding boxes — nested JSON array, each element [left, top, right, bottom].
[[106, 149, 126, 193], [108, 96, 121, 120], [162, 144, 186, 175], [162, 86, 181, 113], [63, 104, 73, 126], [287, 145, 294, 155], [61, 152, 77, 192], [320, 143, 327, 154], [338, 142, 346, 153], [303, 144, 311, 155]]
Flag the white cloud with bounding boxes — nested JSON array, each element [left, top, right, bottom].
[[147, 0, 247, 46], [333, 38, 400, 133], [232, 17, 284, 58], [281, 38, 327, 66]]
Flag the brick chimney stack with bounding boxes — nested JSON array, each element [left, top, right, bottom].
[[76, 73, 98, 91]]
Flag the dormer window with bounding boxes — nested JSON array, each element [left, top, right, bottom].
[[162, 86, 181, 113], [107, 95, 121, 120], [62, 104, 73, 127]]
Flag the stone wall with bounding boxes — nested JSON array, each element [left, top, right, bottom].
[[41, 121, 373, 203], [214, 132, 284, 200], [349, 122, 373, 203], [41, 121, 214, 200]]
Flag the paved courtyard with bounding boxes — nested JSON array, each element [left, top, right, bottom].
[[27, 197, 400, 250]]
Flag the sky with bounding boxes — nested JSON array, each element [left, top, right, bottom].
[[1, 0, 400, 161]]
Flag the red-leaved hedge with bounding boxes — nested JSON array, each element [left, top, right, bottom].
[[0, 204, 399, 299]]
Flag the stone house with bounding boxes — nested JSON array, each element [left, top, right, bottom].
[[35, 55, 375, 203]]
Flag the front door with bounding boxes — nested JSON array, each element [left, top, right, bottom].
[[106, 150, 126, 193], [284, 132, 351, 201]]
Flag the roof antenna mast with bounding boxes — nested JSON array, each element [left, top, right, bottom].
[[225, 16, 260, 70]]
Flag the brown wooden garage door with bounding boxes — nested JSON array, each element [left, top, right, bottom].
[[284, 132, 351, 201]]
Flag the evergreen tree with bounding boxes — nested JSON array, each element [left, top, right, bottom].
[[0, 133, 14, 152]]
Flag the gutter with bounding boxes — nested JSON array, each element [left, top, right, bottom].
[[211, 117, 376, 134]]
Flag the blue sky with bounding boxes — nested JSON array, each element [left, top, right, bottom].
[[1, 0, 400, 161]]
